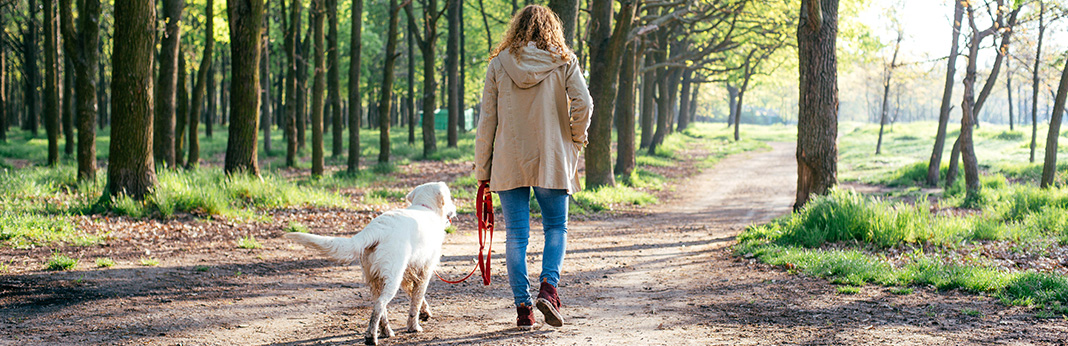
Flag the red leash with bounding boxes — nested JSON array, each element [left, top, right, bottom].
[[436, 181, 493, 285]]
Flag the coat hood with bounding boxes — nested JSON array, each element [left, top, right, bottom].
[[499, 43, 571, 89]]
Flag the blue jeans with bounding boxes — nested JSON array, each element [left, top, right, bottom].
[[497, 187, 569, 307]]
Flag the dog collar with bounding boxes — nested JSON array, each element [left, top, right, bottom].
[[415, 203, 433, 210]]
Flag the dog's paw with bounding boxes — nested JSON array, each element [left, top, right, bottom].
[[419, 310, 432, 321], [380, 326, 395, 339], [406, 324, 423, 333], [363, 336, 378, 346]]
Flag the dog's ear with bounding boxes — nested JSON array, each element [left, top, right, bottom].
[[406, 187, 417, 203]]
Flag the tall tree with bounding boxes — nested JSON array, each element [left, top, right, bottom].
[[958, 0, 1002, 202], [639, 52, 656, 149], [926, 0, 964, 186], [614, 40, 638, 177], [348, 0, 363, 173], [260, 3, 271, 156], [298, 10, 311, 150], [44, 0, 60, 166], [285, 0, 302, 167], [0, 6, 5, 143], [1030, 1, 1045, 163], [225, 0, 265, 175], [60, 0, 101, 180], [328, 0, 342, 158], [176, 51, 188, 167], [378, 0, 403, 163], [1041, 55, 1068, 188], [405, 0, 446, 156], [446, 0, 460, 147], [972, 6, 1020, 123], [106, 0, 157, 199], [795, 0, 839, 210], [586, 0, 637, 189], [876, 30, 903, 155], [63, 59, 74, 156], [1006, 49, 1014, 131], [406, 11, 416, 145], [155, 0, 185, 168], [676, 70, 693, 133], [548, 0, 579, 46], [310, 0, 325, 175], [24, 0, 39, 135], [188, 0, 215, 169]]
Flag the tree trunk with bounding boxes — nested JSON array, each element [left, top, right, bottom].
[[206, 55, 216, 138], [946, 136, 961, 186], [665, 67, 681, 134], [261, 6, 272, 156], [446, 0, 460, 147], [795, 0, 839, 210], [107, 0, 157, 200], [548, 0, 579, 47], [328, 0, 342, 158], [285, 0, 302, 167], [1041, 56, 1068, 188], [0, 10, 5, 143], [638, 52, 656, 149], [676, 69, 693, 132], [154, 0, 183, 168], [586, 0, 636, 189], [224, 0, 264, 176], [876, 33, 901, 155], [63, 58, 74, 156], [614, 40, 637, 177], [406, 12, 416, 145], [405, 2, 441, 157], [24, 0, 39, 136], [60, 0, 101, 180], [310, 0, 325, 176], [927, 0, 964, 185], [44, 0, 60, 166], [298, 11, 311, 150], [688, 83, 700, 124], [973, 8, 1020, 123], [378, 0, 402, 163], [734, 72, 751, 142], [1006, 53, 1014, 131], [348, 0, 363, 172], [959, 5, 987, 202], [188, 0, 214, 169], [458, 3, 466, 132], [176, 51, 188, 167], [1030, 2, 1044, 163]]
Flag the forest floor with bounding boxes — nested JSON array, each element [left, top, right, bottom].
[[3, 142, 1068, 345]]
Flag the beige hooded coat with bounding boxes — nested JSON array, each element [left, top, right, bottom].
[[475, 44, 593, 194]]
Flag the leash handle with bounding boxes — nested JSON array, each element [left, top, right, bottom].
[[435, 181, 493, 285]]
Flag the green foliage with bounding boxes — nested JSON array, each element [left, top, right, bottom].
[[45, 254, 78, 271], [237, 236, 262, 249], [195, 265, 211, 272], [95, 258, 116, 268], [1001, 272, 1068, 313], [139, 257, 160, 267], [285, 222, 309, 233], [889, 287, 913, 295], [837, 286, 861, 294], [572, 186, 658, 213]]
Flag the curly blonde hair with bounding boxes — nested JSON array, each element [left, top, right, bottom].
[[490, 5, 573, 62]]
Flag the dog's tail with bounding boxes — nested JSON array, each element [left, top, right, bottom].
[[284, 232, 377, 264]]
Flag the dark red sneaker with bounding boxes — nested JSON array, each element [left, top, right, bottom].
[[536, 281, 564, 327], [517, 304, 537, 330]]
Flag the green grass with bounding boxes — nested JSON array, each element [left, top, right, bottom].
[[139, 257, 160, 266], [237, 236, 263, 249], [285, 221, 309, 233], [95, 257, 115, 268], [889, 287, 913, 295], [194, 265, 211, 272], [45, 253, 78, 271], [837, 286, 861, 294]]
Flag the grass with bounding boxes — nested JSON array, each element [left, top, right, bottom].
[[139, 257, 160, 266], [237, 236, 263, 249], [194, 265, 211, 272], [837, 286, 862, 295], [45, 254, 78, 271], [889, 287, 913, 295], [285, 222, 309, 233], [95, 257, 115, 268]]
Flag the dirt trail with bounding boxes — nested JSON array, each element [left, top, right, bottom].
[[4, 142, 1068, 345]]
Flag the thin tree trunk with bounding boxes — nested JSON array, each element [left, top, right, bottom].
[[328, 0, 342, 158], [876, 33, 901, 155], [406, 12, 415, 145], [446, 0, 459, 147], [726, 82, 738, 127], [63, 58, 74, 156], [44, 0, 60, 166], [285, 0, 302, 167], [155, 0, 184, 168], [188, 0, 214, 169], [477, 0, 493, 53], [459, 2, 465, 132], [298, 10, 312, 150], [676, 69, 693, 132], [378, 0, 402, 163], [348, 0, 362, 172], [24, 0, 39, 136], [1030, 2, 1044, 163], [973, 8, 1020, 123], [734, 71, 751, 142], [665, 67, 681, 134], [959, 4, 987, 201], [261, 5, 272, 156], [177, 51, 188, 166], [946, 136, 961, 186], [310, 0, 325, 175], [1041, 56, 1068, 188], [1007, 52, 1014, 131], [0, 10, 5, 143], [224, 0, 264, 176], [638, 52, 655, 149], [795, 0, 839, 210], [206, 54, 216, 138], [60, 0, 101, 180], [614, 40, 637, 177], [927, 0, 964, 185], [107, 0, 157, 199], [405, 1, 442, 157]]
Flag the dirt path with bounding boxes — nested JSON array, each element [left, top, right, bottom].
[[4, 142, 1068, 345]]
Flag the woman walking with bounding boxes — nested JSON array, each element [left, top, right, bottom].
[[474, 4, 593, 330]]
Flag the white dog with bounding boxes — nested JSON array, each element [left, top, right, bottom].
[[285, 182, 457, 345]]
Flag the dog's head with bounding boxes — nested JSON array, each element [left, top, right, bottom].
[[407, 182, 457, 221]]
